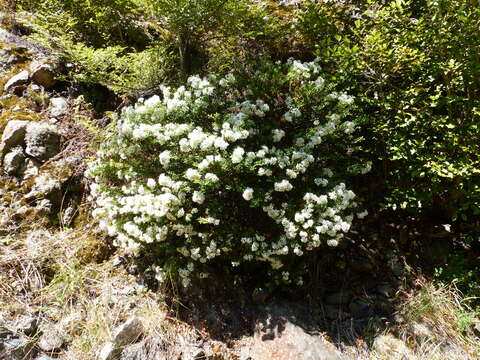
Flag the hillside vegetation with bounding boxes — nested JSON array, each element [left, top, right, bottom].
[[0, 0, 479, 359]]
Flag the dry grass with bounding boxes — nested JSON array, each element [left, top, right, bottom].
[[368, 279, 480, 360], [0, 227, 198, 359]]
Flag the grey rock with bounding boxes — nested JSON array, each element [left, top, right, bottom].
[[119, 337, 167, 360], [50, 97, 68, 117], [30, 60, 55, 88], [4, 70, 29, 92], [14, 316, 38, 336], [3, 146, 26, 175], [29, 84, 42, 92], [373, 334, 412, 360], [35, 199, 53, 216], [325, 290, 352, 305], [37, 327, 63, 352], [113, 317, 143, 347], [473, 319, 480, 337], [22, 159, 40, 181], [98, 342, 119, 360], [181, 347, 204, 360], [0, 120, 30, 153], [0, 49, 25, 70], [0, 337, 33, 360], [25, 172, 62, 204], [34, 355, 57, 360], [411, 322, 432, 342], [251, 315, 345, 360], [25, 122, 60, 162]]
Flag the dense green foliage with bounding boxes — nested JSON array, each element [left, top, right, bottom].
[[343, 0, 480, 222]]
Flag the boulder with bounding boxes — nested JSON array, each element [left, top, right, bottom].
[[98, 317, 144, 360], [24, 160, 72, 206], [118, 337, 167, 360], [98, 342, 118, 360], [3, 146, 26, 175], [29, 60, 55, 88], [25, 122, 60, 162], [113, 317, 144, 347], [4, 70, 29, 92], [21, 159, 40, 181], [0, 49, 25, 70], [0, 120, 30, 153], [249, 320, 345, 360], [13, 316, 38, 336], [248, 303, 347, 360], [37, 326, 64, 352], [0, 337, 34, 360], [49, 97, 68, 117], [373, 334, 412, 360]]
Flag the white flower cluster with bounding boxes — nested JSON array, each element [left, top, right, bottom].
[[88, 59, 370, 287]]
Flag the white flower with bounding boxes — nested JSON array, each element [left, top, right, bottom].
[[314, 76, 325, 89], [338, 94, 354, 106], [272, 129, 285, 142], [147, 178, 156, 188], [185, 168, 201, 181], [214, 137, 229, 150], [242, 188, 254, 201], [144, 95, 161, 107], [357, 210, 368, 219], [327, 239, 339, 247], [343, 121, 355, 134], [159, 150, 171, 167], [286, 169, 297, 179], [205, 173, 219, 182], [192, 191, 205, 204], [231, 147, 245, 163], [274, 180, 293, 192]]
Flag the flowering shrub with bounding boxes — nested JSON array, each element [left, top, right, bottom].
[[87, 59, 371, 286]]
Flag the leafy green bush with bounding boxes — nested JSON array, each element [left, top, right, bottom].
[[137, 0, 256, 77], [309, 0, 480, 225], [18, 0, 146, 48], [87, 59, 371, 286]]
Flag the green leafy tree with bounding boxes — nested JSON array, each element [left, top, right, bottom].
[[137, 0, 251, 76]]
